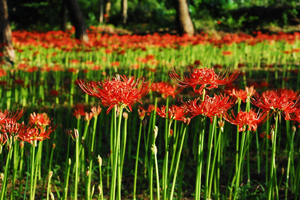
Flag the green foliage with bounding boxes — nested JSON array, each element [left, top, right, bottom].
[[6, 0, 300, 33]]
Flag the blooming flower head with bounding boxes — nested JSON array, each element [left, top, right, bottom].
[[156, 105, 189, 123], [77, 74, 150, 114], [151, 81, 182, 98], [169, 67, 239, 94], [251, 90, 300, 120], [182, 94, 236, 123], [19, 125, 56, 143], [29, 112, 51, 127], [225, 86, 256, 103], [223, 109, 269, 132]]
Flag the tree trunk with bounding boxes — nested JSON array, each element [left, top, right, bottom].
[[121, 0, 128, 26], [99, 0, 104, 23], [64, 0, 89, 42], [60, 1, 68, 32], [0, 0, 15, 64], [174, 0, 194, 36]]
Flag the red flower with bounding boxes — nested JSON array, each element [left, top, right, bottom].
[[251, 90, 300, 120], [77, 74, 150, 114], [19, 126, 56, 143], [224, 109, 269, 132], [151, 82, 182, 98], [156, 105, 189, 122], [169, 67, 239, 94], [29, 112, 51, 127], [225, 86, 256, 103], [182, 94, 236, 123]]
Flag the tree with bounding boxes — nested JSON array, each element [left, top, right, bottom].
[[121, 0, 128, 25], [174, 0, 195, 36], [0, 0, 15, 64], [63, 0, 89, 42]]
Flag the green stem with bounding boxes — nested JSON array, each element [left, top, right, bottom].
[[169, 123, 187, 200], [133, 120, 143, 200]]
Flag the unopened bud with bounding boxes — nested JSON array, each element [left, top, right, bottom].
[[123, 112, 128, 120], [52, 143, 56, 149], [86, 170, 89, 176], [19, 141, 24, 149], [153, 126, 158, 139], [169, 129, 174, 137], [49, 171, 53, 179], [98, 185, 102, 195], [0, 173, 4, 181], [50, 192, 55, 200], [91, 185, 95, 197], [292, 126, 296, 133], [98, 155, 102, 166], [151, 144, 157, 154], [282, 168, 284, 174], [69, 158, 71, 165]]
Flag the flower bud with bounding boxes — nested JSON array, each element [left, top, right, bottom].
[[86, 169, 89, 176], [98, 185, 102, 195], [52, 143, 56, 149], [151, 144, 157, 154], [69, 158, 71, 165], [153, 126, 158, 139], [91, 185, 95, 197], [50, 192, 55, 200], [123, 112, 128, 120], [49, 171, 53, 179], [98, 155, 102, 166], [19, 141, 24, 149]]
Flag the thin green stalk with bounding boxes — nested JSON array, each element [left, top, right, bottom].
[[47, 171, 53, 200], [87, 115, 98, 200], [110, 106, 124, 200], [285, 126, 296, 200], [0, 146, 13, 200], [98, 155, 103, 200], [268, 113, 279, 200], [30, 143, 36, 200], [208, 125, 222, 200], [234, 128, 247, 200], [204, 116, 217, 200], [74, 129, 79, 200], [63, 159, 71, 200], [133, 120, 143, 200], [169, 122, 188, 200]]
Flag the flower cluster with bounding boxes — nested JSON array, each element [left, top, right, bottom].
[[77, 74, 150, 114]]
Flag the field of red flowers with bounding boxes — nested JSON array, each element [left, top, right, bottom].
[[1, 27, 300, 200]]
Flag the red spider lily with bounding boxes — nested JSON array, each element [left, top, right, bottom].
[[225, 86, 256, 103], [19, 126, 56, 143], [0, 132, 8, 146], [73, 105, 85, 119], [182, 94, 236, 123], [29, 112, 51, 127], [169, 67, 239, 94], [77, 74, 150, 114], [138, 109, 146, 120], [223, 109, 269, 132], [251, 90, 300, 120], [0, 109, 25, 124], [156, 105, 189, 122], [84, 112, 93, 121], [91, 106, 102, 117], [151, 82, 182, 98], [139, 105, 155, 116]]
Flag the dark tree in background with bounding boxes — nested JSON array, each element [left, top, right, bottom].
[[0, 0, 15, 64], [174, 0, 194, 36], [63, 0, 89, 42]]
